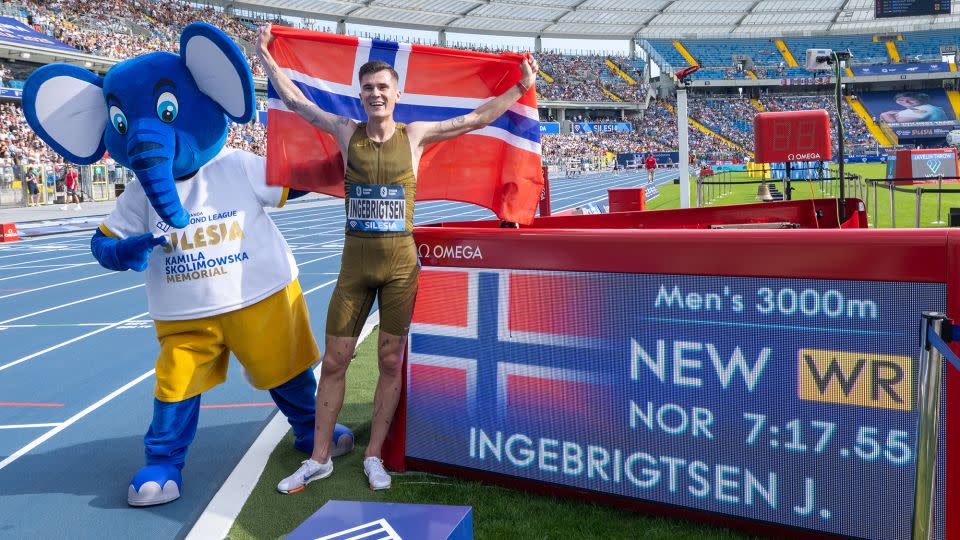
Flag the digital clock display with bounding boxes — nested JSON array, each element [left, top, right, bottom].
[[754, 110, 833, 164], [406, 269, 946, 539]]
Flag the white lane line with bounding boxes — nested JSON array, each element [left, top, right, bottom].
[[0, 369, 156, 472], [186, 311, 380, 540], [0, 423, 62, 430], [303, 278, 338, 295], [0, 252, 89, 269], [0, 262, 99, 282], [295, 253, 341, 267], [0, 312, 148, 373], [0, 248, 86, 260], [0, 323, 146, 329], [0, 264, 97, 270], [0, 272, 113, 300], [0, 285, 144, 326]]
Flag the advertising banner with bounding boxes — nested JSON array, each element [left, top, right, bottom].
[[843, 155, 888, 163], [778, 76, 832, 87], [910, 149, 959, 178], [860, 90, 956, 123], [407, 267, 946, 539], [852, 63, 950, 76], [0, 17, 74, 50], [617, 152, 679, 167], [539, 122, 560, 135], [573, 122, 632, 134], [886, 120, 960, 139]]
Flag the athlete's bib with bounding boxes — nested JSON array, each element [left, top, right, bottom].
[[347, 183, 407, 232]]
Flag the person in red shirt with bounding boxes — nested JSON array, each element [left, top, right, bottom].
[[62, 166, 81, 210], [645, 153, 657, 185]]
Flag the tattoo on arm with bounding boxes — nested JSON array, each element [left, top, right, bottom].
[[444, 115, 467, 131], [336, 116, 351, 127], [305, 107, 326, 127]]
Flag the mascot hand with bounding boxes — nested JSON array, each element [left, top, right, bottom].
[[117, 234, 168, 272]]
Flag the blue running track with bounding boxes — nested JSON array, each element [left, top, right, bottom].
[[0, 169, 676, 539]]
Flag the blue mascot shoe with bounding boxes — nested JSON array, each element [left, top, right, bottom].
[[128, 464, 182, 506], [293, 423, 355, 456], [331, 423, 355, 458]]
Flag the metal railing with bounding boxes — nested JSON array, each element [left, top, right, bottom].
[[0, 162, 137, 209], [696, 170, 864, 208], [865, 177, 960, 228], [913, 312, 951, 540]]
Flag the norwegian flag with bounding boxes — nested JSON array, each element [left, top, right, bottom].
[[265, 26, 544, 224], [407, 268, 613, 426]]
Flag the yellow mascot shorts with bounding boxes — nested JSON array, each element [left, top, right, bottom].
[[152, 279, 319, 402]]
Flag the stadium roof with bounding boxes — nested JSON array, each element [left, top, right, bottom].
[[218, 0, 960, 39]]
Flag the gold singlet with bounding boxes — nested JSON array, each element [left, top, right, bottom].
[[326, 122, 420, 337]]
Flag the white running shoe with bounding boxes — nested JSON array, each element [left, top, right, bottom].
[[74, 204, 82, 210], [363, 456, 391, 490], [277, 458, 333, 494]]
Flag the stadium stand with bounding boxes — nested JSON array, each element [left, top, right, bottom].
[[646, 31, 954, 80]]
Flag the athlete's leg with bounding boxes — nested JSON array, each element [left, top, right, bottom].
[[365, 330, 406, 459], [311, 334, 359, 462], [367, 235, 419, 459]]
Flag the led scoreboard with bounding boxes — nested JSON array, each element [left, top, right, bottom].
[[398, 226, 955, 540], [754, 110, 832, 164], [877, 0, 951, 18]]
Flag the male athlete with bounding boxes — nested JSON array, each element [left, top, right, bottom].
[[256, 24, 538, 492]]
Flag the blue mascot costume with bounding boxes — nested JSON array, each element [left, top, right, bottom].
[[22, 23, 353, 506]]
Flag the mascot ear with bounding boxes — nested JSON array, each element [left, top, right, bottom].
[[22, 64, 106, 164], [180, 22, 255, 123]]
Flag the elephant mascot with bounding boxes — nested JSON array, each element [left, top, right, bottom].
[[22, 22, 353, 506]]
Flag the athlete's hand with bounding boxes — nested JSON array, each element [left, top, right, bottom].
[[256, 24, 275, 58], [117, 234, 167, 272], [520, 53, 539, 91]]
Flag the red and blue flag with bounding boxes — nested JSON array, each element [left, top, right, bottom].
[[265, 27, 544, 224], [407, 268, 612, 425]]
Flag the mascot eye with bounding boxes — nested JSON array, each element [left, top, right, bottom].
[[156, 92, 179, 123], [109, 106, 128, 135]]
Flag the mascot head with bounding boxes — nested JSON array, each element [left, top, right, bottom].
[[22, 23, 255, 229]]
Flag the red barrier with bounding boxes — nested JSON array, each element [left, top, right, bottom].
[[607, 187, 646, 212], [430, 198, 866, 230]]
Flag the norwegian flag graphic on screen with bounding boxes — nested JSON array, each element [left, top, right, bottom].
[[406, 268, 616, 458]]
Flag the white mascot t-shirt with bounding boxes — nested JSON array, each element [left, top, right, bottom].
[[102, 148, 297, 321]]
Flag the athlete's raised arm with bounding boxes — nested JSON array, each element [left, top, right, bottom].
[[406, 54, 538, 148], [255, 24, 356, 143]]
